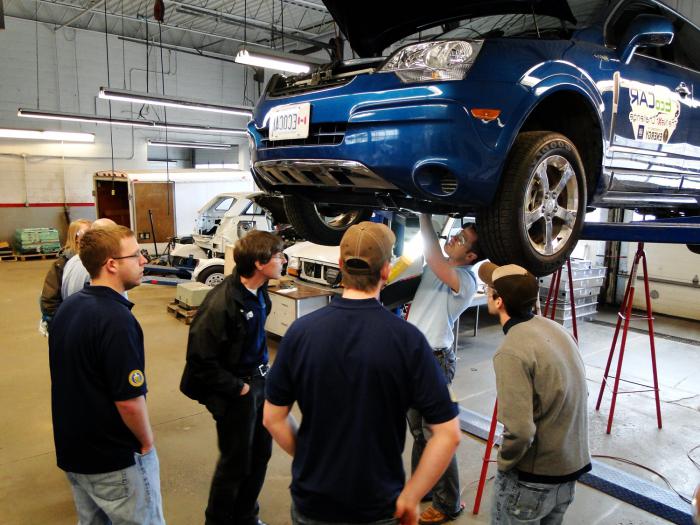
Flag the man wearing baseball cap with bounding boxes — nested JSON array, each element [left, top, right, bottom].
[[264, 221, 461, 525], [478, 262, 591, 525]]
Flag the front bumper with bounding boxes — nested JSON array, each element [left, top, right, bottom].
[[250, 73, 522, 210]]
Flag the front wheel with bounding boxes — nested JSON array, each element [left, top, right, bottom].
[[283, 196, 372, 245], [477, 131, 587, 277], [196, 265, 226, 287]]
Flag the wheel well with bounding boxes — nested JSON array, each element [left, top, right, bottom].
[[520, 91, 602, 197]]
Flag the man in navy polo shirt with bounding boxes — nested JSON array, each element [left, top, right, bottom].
[[180, 230, 285, 525], [263, 222, 461, 525], [49, 225, 164, 524]]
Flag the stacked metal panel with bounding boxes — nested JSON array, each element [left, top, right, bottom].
[[538, 259, 605, 328]]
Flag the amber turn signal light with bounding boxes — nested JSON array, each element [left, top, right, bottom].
[[470, 109, 501, 121]]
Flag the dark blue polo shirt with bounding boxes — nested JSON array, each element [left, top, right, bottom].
[[236, 288, 268, 372], [49, 286, 148, 474], [266, 297, 458, 522]]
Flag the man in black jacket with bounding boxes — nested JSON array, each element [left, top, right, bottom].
[[180, 230, 284, 525]]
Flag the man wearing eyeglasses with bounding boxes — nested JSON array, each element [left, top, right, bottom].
[[407, 213, 484, 525], [49, 226, 164, 524], [180, 230, 284, 525]]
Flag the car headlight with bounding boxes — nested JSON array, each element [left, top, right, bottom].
[[287, 255, 300, 270], [380, 40, 482, 83]]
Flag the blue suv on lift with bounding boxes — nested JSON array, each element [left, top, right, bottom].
[[249, 0, 700, 275]]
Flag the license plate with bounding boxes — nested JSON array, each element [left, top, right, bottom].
[[268, 103, 310, 141]]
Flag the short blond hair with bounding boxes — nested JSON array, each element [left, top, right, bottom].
[[64, 219, 92, 254], [79, 226, 135, 279]]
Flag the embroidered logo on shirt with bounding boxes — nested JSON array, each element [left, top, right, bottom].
[[245, 311, 254, 320], [128, 369, 145, 387]]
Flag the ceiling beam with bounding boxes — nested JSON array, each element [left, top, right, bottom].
[[166, 0, 333, 50], [53, 0, 105, 32], [38, 0, 269, 48]]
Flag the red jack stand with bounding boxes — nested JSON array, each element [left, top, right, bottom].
[[472, 400, 498, 515], [543, 258, 579, 342], [595, 242, 662, 434]]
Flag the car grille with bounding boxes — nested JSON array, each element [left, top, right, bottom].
[[300, 260, 341, 287], [303, 261, 322, 279], [441, 173, 458, 195], [268, 77, 353, 97], [253, 160, 397, 190], [259, 123, 347, 148]]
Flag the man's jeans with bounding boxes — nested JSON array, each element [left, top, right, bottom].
[[65, 448, 165, 525], [407, 347, 461, 516], [491, 470, 576, 525], [291, 503, 399, 525]]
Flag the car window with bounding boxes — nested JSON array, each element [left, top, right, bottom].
[[607, 0, 700, 71], [214, 197, 235, 211], [243, 202, 266, 215]]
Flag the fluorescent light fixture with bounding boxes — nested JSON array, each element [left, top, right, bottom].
[[235, 46, 317, 74], [0, 128, 94, 143], [18, 108, 155, 128], [148, 140, 233, 150], [18, 108, 248, 135], [99, 87, 253, 117], [153, 122, 249, 135]]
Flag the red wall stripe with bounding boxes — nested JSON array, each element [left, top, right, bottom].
[[0, 202, 95, 208]]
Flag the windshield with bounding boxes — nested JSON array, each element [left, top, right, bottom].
[[388, 0, 610, 52]]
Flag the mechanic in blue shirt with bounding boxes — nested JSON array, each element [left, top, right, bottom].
[[180, 230, 285, 525], [264, 221, 461, 525], [407, 213, 484, 525], [49, 225, 164, 524]]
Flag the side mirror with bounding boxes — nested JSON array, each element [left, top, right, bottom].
[[618, 14, 674, 65]]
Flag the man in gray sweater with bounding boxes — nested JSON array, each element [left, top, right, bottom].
[[478, 262, 591, 525]]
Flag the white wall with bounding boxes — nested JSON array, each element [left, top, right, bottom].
[[0, 16, 258, 240], [624, 242, 700, 321]]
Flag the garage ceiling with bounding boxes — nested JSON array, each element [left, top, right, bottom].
[[2, 0, 336, 59]]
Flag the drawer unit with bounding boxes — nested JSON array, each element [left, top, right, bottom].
[[265, 284, 335, 337]]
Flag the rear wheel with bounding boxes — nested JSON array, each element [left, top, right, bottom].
[[283, 196, 372, 245], [197, 265, 226, 287], [477, 131, 587, 276]]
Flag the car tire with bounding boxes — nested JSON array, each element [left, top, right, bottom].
[[197, 265, 226, 287], [687, 244, 700, 255], [477, 131, 587, 277], [283, 196, 373, 245]]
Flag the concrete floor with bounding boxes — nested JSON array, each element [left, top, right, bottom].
[[1, 259, 699, 524]]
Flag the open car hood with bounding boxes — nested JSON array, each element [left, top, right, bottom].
[[322, 0, 576, 57]]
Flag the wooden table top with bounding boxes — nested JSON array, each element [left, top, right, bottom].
[[269, 282, 336, 300]]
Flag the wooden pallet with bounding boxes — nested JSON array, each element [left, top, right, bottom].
[[166, 301, 198, 325], [15, 252, 59, 261], [0, 253, 17, 261]]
